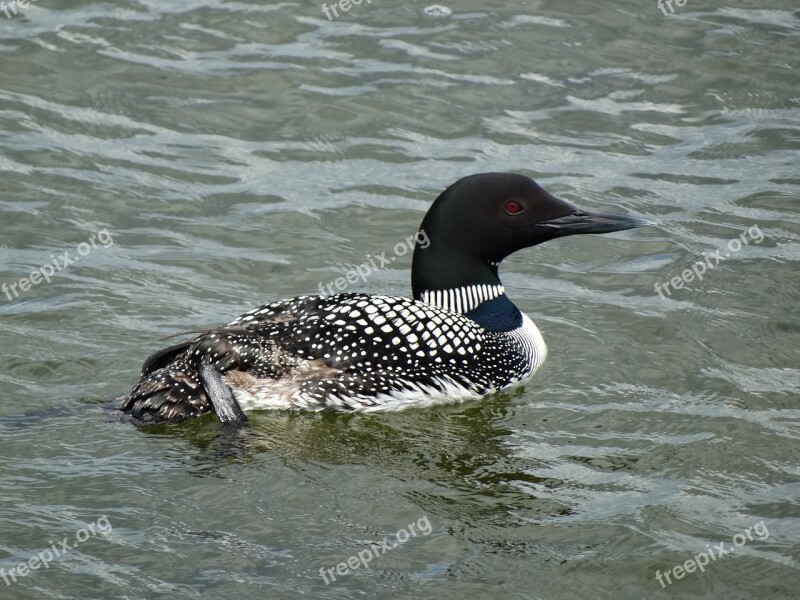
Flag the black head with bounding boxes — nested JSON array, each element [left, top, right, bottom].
[[412, 172, 648, 298]]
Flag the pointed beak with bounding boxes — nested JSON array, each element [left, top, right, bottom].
[[537, 209, 651, 237]]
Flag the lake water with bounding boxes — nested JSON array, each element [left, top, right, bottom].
[[0, 1, 798, 599]]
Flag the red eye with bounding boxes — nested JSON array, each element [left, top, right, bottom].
[[505, 200, 524, 215]]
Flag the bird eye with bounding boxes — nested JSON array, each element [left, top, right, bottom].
[[504, 200, 524, 215]]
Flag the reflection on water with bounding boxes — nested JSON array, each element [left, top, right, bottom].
[[160, 390, 574, 525]]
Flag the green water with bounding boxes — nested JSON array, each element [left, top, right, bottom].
[[1, 1, 798, 598]]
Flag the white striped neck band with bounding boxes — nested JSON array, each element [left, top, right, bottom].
[[419, 284, 505, 314]]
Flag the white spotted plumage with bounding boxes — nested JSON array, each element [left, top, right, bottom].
[[123, 292, 546, 420]]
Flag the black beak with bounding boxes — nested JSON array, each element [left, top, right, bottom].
[[537, 209, 651, 237]]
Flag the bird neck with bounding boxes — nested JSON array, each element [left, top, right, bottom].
[[411, 238, 502, 298], [411, 243, 522, 333]]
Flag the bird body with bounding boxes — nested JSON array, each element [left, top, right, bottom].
[[121, 173, 646, 423]]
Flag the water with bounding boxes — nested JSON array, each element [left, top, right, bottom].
[[1, 1, 798, 598]]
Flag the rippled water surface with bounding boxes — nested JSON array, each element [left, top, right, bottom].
[[1, 1, 798, 598]]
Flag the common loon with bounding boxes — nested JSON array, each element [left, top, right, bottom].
[[121, 173, 646, 425]]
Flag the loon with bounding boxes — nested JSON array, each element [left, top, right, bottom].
[[121, 173, 646, 425]]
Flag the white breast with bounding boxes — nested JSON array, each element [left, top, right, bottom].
[[507, 313, 548, 382]]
